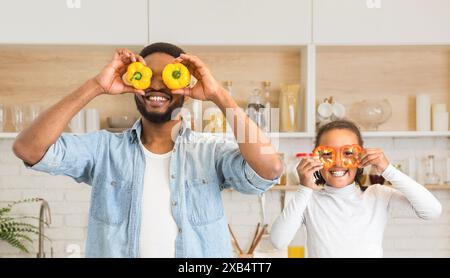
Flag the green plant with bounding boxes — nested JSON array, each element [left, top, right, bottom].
[[0, 198, 50, 253]]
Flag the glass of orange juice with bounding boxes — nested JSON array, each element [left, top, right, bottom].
[[288, 246, 305, 258]]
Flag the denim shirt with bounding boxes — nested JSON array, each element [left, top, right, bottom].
[[29, 119, 276, 258]]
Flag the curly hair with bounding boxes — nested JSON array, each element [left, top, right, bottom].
[[313, 120, 365, 188]]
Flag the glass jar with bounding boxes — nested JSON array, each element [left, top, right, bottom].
[[279, 85, 300, 132], [247, 88, 266, 129], [425, 155, 440, 185], [262, 81, 272, 133]]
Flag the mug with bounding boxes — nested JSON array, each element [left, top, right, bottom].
[[85, 108, 100, 133], [69, 110, 85, 133], [331, 102, 346, 120]]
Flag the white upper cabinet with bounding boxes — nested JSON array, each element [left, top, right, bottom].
[[148, 0, 312, 45], [314, 0, 450, 44], [0, 0, 148, 45]]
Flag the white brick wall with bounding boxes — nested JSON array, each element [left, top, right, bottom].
[[0, 137, 449, 258]]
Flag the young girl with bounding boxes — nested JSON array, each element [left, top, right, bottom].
[[270, 120, 442, 258]]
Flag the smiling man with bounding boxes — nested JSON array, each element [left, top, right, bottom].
[[12, 42, 282, 258]]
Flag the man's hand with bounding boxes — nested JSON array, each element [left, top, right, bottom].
[[359, 148, 390, 173], [171, 54, 223, 103], [297, 157, 323, 188], [94, 48, 146, 96]]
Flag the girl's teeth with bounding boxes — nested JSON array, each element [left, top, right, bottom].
[[331, 171, 347, 177]]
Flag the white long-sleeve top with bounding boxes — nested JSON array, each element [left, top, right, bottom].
[[270, 164, 442, 258]]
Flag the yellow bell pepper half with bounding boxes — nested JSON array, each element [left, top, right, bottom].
[[162, 63, 191, 90], [122, 62, 152, 90]]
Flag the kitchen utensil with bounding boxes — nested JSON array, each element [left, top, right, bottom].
[[247, 222, 261, 254], [107, 116, 137, 129], [69, 110, 85, 133], [259, 193, 267, 228], [228, 224, 243, 255], [354, 99, 392, 130], [247, 224, 268, 254]]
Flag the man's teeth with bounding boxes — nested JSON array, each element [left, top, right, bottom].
[[147, 96, 168, 102], [330, 170, 347, 177]]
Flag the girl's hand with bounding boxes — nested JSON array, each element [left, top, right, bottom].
[[359, 148, 390, 173], [297, 157, 323, 188]]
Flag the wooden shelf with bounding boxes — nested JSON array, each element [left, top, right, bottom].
[[270, 184, 450, 191], [0, 132, 18, 139], [424, 184, 450, 190], [270, 185, 300, 191], [268, 132, 314, 138], [1, 131, 449, 139], [362, 131, 450, 138], [316, 45, 450, 133]]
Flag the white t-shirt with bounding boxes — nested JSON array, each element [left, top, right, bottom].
[[270, 164, 442, 258], [139, 143, 178, 258]]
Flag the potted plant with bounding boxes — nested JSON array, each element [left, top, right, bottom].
[[0, 198, 50, 253]]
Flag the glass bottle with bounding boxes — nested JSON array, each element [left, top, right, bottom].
[[262, 81, 271, 133], [247, 88, 266, 129], [369, 165, 385, 185], [279, 84, 299, 132], [425, 155, 440, 185], [224, 81, 233, 133]]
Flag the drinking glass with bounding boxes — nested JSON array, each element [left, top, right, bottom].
[[0, 104, 5, 132], [11, 105, 26, 132]]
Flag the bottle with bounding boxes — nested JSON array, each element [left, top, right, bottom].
[[277, 153, 287, 185], [224, 81, 234, 134], [369, 165, 385, 185], [204, 106, 225, 133], [425, 155, 440, 185], [279, 84, 299, 132], [262, 81, 271, 133], [247, 88, 266, 129]]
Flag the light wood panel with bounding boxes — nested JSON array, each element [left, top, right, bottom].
[[0, 45, 303, 132], [183, 46, 302, 109], [0, 45, 142, 131], [316, 46, 450, 131]]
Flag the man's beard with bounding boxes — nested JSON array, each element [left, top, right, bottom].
[[134, 94, 185, 124]]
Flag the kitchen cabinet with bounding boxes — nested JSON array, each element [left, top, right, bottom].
[[316, 45, 450, 132], [0, 0, 148, 45], [313, 0, 450, 44], [148, 0, 312, 45]]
